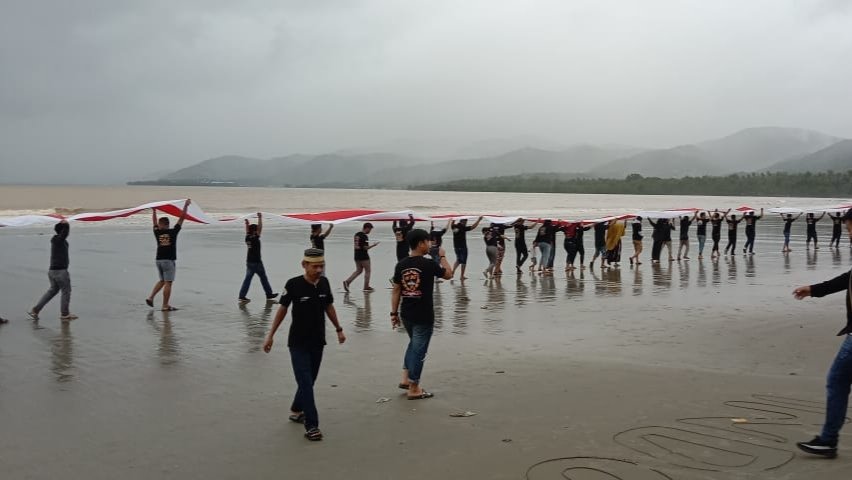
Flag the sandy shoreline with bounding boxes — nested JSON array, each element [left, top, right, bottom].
[[1, 222, 851, 479]]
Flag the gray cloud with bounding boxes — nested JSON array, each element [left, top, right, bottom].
[[2, 0, 851, 183]]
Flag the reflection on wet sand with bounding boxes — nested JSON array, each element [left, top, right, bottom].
[[482, 277, 505, 335], [632, 266, 644, 296], [678, 261, 690, 289], [565, 269, 584, 299], [806, 250, 818, 270], [51, 322, 74, 383], [697, 260, 707, 287], [342, 293, 372, 332], [147, 311, 180, 367], [726, 255, 737, 282], [451, 282, 470, 335], [239, 302, 273, 353], [745, 255, 756, 278], [651, 263, 672, 292]]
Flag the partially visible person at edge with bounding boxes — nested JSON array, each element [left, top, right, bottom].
[[28, 220, 77, 322], [512, 218, 534, 273], [793, 208, 852, 459], [391, 229, 453, 400], [450, 216, 483, 280], [343, 223, 379, 292], [263, 248, 345, 442], [238, 213, 277, 305], [781, 212, 802, 253], [677, 212, 698, 261], [629, 216, 643, 266], [742, 208, 763, 255], [806, 212, 826, 250], [590, 220, 609, 269], [146, 199, 191, 311], [393, 214, 416, 262]]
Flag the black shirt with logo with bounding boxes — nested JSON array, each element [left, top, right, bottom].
[[280, 275, 334, 347], [354, 232, 369, 261], [246, 234, 262, 263], [154, 224, 181, 260], [393, 255, 445, 325], [696, 218, 709, 236]]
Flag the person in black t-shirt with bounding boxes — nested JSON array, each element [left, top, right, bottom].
[[450, 216, 483, 280], [28, 220, 76, 322], [146, 199, 191, 311], [512, 218, 534, 273], [238, 213, 277, 304], [310, 223, 334, 251], [677, 212, 697, 261], [742, 208, 763, 254], [391, 229, 453, 400], [392, 214, 416, 261], [806, 212, 826, 250], [781, 212, 802, 253], [629, 216, 643, 266], [708, 208, 730, 259], [829, 212, 844, 248], [343, 223, 379, 292], [429, 220, 452, 265], [695, 211, 709, 259], [723, 214, 743, 256], [590, 221, 609, 269], [263, 248, 345, 442]]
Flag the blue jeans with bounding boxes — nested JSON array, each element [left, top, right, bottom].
[[402, 319, 433, 384], [821, 335, 852, 445], [289, 345, 324, 430], [697, 235, 706, 255], [239, 262, 274, 299], [538, 242, 552, 269]]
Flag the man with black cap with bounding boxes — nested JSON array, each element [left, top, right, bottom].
[[793, 208, 852, 458], [28, 219, 77, 322], [391, 229, 453, 400], [263, 248, 346, 442], [344, 222, 379, 292]]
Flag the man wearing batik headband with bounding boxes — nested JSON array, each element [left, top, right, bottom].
[[263, 248, 345, 442]]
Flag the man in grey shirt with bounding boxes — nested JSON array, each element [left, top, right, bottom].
[[29, 220, 77, 322]]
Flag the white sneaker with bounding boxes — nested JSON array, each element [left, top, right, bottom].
[[27, 310, 39, 320], [60, 314, 78, 321]]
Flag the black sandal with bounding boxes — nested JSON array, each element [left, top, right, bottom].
[[304, 427, 323, 441]]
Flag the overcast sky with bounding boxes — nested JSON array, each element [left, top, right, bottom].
[[2, 0, 851, 183]]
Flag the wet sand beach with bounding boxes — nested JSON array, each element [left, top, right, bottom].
[[1, 187, 851, 479]]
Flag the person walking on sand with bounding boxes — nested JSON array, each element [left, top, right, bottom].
[[146, 199, 191, 311], [575, 222, 591, 269], [560, 221, 579, 271], [492, 222, 510, 276], [604, 219, 626, 267], [710, 209, 730, 259], [392, 229, 453, 400], [742, 209, 763, 255], [263, 248, 345, 442], [344, 223, 378, 292], [451, 216, 483, 280], [793, 208, 852, 458], [629, 216, 643, 266], [781, 212, 802, 253], [677, 212, 697, 260], [806, 212, 826, 250], [28, 220, 77, 322], [429, 220, 452, 265], [238, 213, 278, 305]]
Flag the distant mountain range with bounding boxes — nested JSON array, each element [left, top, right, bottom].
[[130, 127, 851, 188]]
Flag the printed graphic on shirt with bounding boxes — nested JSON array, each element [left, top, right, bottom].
[[158, 233, 173, 247], [400, 267, 423, 298]]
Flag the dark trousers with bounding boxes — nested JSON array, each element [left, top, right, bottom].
[[289, 345, 324, 430], [651, 239, 662, 261], [515, 243, 529, 268], [744, 227, 756, 252], [239, 262, 274, 299]]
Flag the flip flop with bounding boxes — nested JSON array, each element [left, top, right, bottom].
[[161, 306, 178, 312], [398, 383, 411, 390], [304, 427, 323, 441], [145, 298, 154, 307], [407, 391, 434, 400], [288, 413, 305, 424]]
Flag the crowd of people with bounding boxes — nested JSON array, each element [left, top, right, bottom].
[[8, 201, 852, 455]]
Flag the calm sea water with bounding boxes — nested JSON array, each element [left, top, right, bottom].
[[0, 185, 847, 220]]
